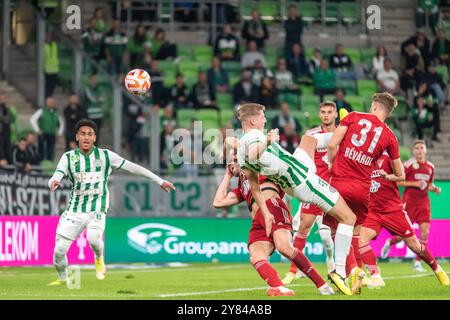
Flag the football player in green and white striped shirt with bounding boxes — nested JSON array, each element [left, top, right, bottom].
[[48, 119, 175, 285], [235, 103, 357, 295]]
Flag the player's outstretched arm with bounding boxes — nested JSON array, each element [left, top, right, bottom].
[[120, 160, 176, 193], [327, 126, 348, 165], [48, 153, 69, 192], [244, 169, 274, 237], [213, 167, 241, 208]]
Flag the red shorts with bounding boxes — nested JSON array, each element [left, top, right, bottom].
[[248, 197, 293, 246], [330, 177, 369, 226], [300, 203, 323, 216], [405, 203, 431, 224], [322, 213, 339, 231], [363, 209, 415, 238]]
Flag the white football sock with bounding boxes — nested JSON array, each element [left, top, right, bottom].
[[53, 235, 73, 281], [87, 228, 104, 259], [334, 223, 354, 278]]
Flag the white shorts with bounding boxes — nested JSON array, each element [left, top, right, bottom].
[[56, 211, 106, 241], [292, 173, 340, 214]]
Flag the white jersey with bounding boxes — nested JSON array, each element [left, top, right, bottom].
[[54, 146, 125, 214], [237, 129, 311, 192]]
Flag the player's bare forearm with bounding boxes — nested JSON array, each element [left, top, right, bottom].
[[428, 183, 441, 194], [397, 180, 422, 188], [299, 135, 317, 160], [391, 158, 404, 179], [213, 173, 239, 208]]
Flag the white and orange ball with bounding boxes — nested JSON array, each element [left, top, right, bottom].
[[124, 69, 151, 95]]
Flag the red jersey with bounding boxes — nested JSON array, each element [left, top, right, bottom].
[[369, 152, 403, 213], [306, 126, 335, 181], [402, 158, 435, 208], [231, 172, 285, 210], [331, 112, 400, 185]]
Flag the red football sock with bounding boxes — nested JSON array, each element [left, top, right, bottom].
[[359, 244, 379, 276], [416, 240, 427, 262], [253, 260, 284, 287], [417, 242, 438, 270], [289, 248, 325, 288], [289, 232, 307, 273], [352, 236, 363, 268], [390, 236, 402, 246], [346, 245, 357, 277]]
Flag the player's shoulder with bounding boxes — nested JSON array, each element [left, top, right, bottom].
[[241, 129, 265, 142], [404, 158, 416, 168], [305, 126, 323, 136], [426, 161, 435, 169]]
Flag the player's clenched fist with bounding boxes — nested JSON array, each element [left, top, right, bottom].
[[50, 180, 60, 192], [160, 180, 176, 193]]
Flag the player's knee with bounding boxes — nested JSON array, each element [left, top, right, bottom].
[[275, 243, 292, 258], [53, 236, 70, 258], [87, 229, 102, 245]]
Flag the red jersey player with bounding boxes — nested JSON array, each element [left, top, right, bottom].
[[381, 140, 442, 272], [359, 151, 449, 287], [282, 101, 337, 285], [327, 92, 404, 293], [213, 151, 335, 296]]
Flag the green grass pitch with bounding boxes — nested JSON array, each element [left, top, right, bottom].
[[0, 262, 449, 300]]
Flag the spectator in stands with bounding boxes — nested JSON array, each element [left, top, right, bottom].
[[214, 24, 240, 61], [309, 48, 322, 75], [279, 122, 300, 154], [274, 58, 298, 92], [127, 25, 151, 69], [0, 95, 12, 167], [412, 96, 438, 140], [11, 138, 32, 173], [82, 18, 104, 61], [241, 9, 269, 49], [372, 45, 388, 78], [129, 107, 148, 163], [84, 73, 105, 139], [241, 40, 266, 70], [148, 60, 167, 106], [93, 7, 110, 34], [44, 31, 60, 98], [171, 73, 191, 110], [402, 30, 432, 68], [329, 43, 355, 80], [334, 89, 353, 117], [432, 29, 450, 66], [251, 59, 273, 87], [401, 43, 425, 74], [416, 0, 439, 34], [207, 57, 229, 93], [105, 20, 128, 76], [232, 70, 260, 104], [377, 58, 401, 95], [160, 105, 177, 129], [287, 43, 310, 79], [284, 4, 303, 56], [400, 67, 422, 105], [259, 76, 278, 109], [150, 28, 176, 60], [30, 97, 64, 161], [313, 60, 337, 100], [160, 122, 175, 169], [418, 60, 446, 104], [271, 102, 301, 135], [64, 94, 86, 151], [190, 71, 217, 109], [26, 132, 40, 165]]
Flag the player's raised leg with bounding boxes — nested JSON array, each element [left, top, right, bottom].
[[414, 222, 430, 272]]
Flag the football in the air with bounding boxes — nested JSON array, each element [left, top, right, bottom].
[[124, 69, 151, 95]]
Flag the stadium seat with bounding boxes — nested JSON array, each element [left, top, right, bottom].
[[323, 94, 335, 102], [297, 1, 321, 25], [177, 45, 193, 60], [217, 93, 234, 110], [222, 61, 241, 73], [156, 60, 177, 74], [399, 145, 411, 161], [291, 110, 308, 134], [258, 1, 280, 24], [321, 47, 335, 60], [279, 92, 300, 109], [265, 47, 279, 69], [337, 78, 357, 95], [194, 45, 213, 63], [345, 48, 361, 64], [229, 74, 241, 87], [8, 105, 18, 144], [324, 2, 339, 25], [391, 96, 409, 120], [177, 109, 197, 129], [360, 48, 376, 73], [265, 109, 279, 123], [300, 84, 314, 95], [345, 95, 365, 112], [357, 79, 377, 97], [220, 109, 235, 127], [436, 65, 449, 84], [339, 2, 360, 27], [305, 47, 314, 60], [196, 109, 220, 131], [300, 94, 321, 112]]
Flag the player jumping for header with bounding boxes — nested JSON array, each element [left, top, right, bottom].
[[47, 119, 175, 285]]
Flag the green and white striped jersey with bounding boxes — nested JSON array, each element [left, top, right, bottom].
[[54, 146, 125, 214], [237, 129, 311, 191]]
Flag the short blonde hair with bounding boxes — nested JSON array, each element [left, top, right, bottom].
[[372, 92, 398, 114], [413, 139, 426, 147], [236, 103, 266, 121], [320, 101, 337, 109]]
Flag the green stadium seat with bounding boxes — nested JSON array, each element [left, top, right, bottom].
[[265, 47, 279, 69], [324, 2, 339, 25], [297, 1, 321, 25], [305, 47, 314, 60], [259, 1, 280, 23], [391, 96, 408, 120], [265, 110, 279, 122], [339, 2, 360, 27], [279, 92, 300, 109], [321, 47, 335, 60], [360, 48, 376, 73], [160, 1, 171, 22], [177, 45, 193, 60], [337, 78, 357, 95], [194, 45, 213, 63], [196, 109, 220, 131], [345, 48, 361, 64], [300, 94, 321, 111], [217, 93, 234, 110], [399, 146, 411, 161], [300, 84, 314, 95], [323, 94, 335, 102], [177, 109, 197, 129], [290, 110, 308, 134], [229, 74, 241, 87], [357, 79, 377, 97], [40, 160, 59, 175], [436, 65, 449, 84], [345, 95, 365, 112], [156, 60, 177, 74], [222, 61, 241, 73], [220, 109, 235, 127]]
